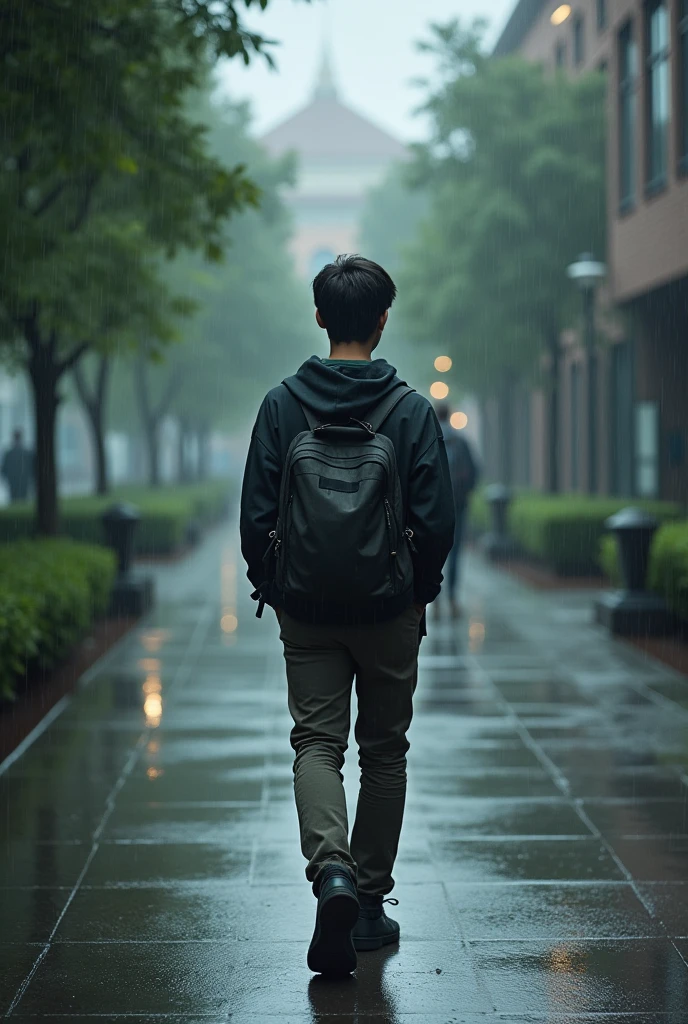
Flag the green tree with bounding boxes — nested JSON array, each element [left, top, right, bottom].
[[399, 20, 606, 487], [0, 1, 286, 532], [110, 97, 314, 487]]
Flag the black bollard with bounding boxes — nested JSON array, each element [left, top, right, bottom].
[[102, 502, 140, 577], [102, 502, 155, 617], [595, 507, 674, 636], [481, 484, 516, 562]]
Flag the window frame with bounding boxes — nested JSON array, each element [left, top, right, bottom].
[[618, 20, 638, 214], [679, 0, 688, 174], [644, 0, 671, 196]]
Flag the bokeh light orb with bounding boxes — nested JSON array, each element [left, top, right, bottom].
[[550, 4, 571, 25], [430, 381, 449, 400], [434, 355, 452, 373], [451, 411, 468, 430]]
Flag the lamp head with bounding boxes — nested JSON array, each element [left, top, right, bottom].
[[567, 252, 607, 290]]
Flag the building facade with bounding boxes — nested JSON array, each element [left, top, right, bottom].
[[493, 0, 688, 501], [260, 57, 407, 280]]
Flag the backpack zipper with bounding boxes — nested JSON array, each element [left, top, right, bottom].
[[384, 496, 401, 592]]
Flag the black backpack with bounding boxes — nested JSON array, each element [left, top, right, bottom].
[[262, 387, 416, 611]]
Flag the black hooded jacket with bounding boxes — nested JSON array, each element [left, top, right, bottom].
[[240, 355, 455, 624]]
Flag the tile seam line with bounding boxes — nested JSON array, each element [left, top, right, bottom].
[[4, 602, 214, 1017]]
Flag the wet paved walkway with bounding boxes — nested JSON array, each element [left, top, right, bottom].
[[1, 523, 688, 1021]]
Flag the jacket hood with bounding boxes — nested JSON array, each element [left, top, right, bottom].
[[282, 355, 406, 423]]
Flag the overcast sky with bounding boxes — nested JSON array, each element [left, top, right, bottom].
[[219, 0, 516, 142]]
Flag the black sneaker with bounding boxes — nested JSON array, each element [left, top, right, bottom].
[[352, 895, 400, 951], [307, 864, 360, 976]]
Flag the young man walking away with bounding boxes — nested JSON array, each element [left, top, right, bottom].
[[240, 255, 455, 976], [435, 403, 479, 618]]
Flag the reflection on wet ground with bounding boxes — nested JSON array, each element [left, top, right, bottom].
[[1, 525, 687, 1020]]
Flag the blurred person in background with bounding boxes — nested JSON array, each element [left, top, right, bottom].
[[241, 255, 454, 976], [1, 429, 34, 503], [435, 403, 479, 618]]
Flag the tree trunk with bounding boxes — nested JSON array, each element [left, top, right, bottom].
[[546, 331, 560, 494], [498, 374, 514, 486], [73, 355, 111, 496], [134, 359, 160, 488], [197, 424, 210, 482], [29, 364, 60, 536], [145, 423, 160, 487], [134, 356, 183, 489], [177, 419, 186, 484]]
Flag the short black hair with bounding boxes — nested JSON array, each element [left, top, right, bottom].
[[312, 254, 397, 344]]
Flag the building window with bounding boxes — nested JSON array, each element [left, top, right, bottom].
[[573, 14, 585, 66], [555, 40, 567, 68], [618, 22, 638, 212], [680, 0, 688, 173], [635, 401, 660, 497], [645, 0, 670, 194], [597, 0, 607, 32]]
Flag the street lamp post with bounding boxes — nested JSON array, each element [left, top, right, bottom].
[[567, 253, 606, 494]]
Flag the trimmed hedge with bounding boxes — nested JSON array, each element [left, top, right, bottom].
[[471, 490, 682, 575], [0, 480, 231, 555], [601, 521, 688, 622], [0, 540, 116, 700]]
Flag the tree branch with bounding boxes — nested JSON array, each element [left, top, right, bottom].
[[72, 359, 94, 413], [68, 173, 99, 233], [33, 180, 67, 218], [58, 340, 90, 375]]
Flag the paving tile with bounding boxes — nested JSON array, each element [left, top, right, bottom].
[[84, 842, 252, 886], [422, 799, 592, 838], [121, 765, 265, 803], [430, 839, 625, 882], [563, 769, 687, 800], [582, 800, 688, 837], [446, 882, 662, 940], [15, 941, 490, 1016], [473, 938, 688, 1013], [0, 841, 89, 888], [0, 944, 45, 1014], [646, 679, 688, 708], [607, 836, 688, 882], [101, 802, 266, 844], [408, 769, 561, 798], [0, 888, 71, 942], [637, 883, 688, 936], [57, 881, 456, 944]]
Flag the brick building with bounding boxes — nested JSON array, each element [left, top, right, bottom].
[[491, 0, 688, 501]]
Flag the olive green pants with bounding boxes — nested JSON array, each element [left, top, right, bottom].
[[279, 604, 421, 896]]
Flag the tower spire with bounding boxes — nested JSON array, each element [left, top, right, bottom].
[[313, 45, 338, 101]]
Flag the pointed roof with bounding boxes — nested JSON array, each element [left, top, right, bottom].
[[261, 52, 406, 162]]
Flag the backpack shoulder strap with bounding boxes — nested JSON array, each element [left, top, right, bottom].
[[368, 385, 415, 433]]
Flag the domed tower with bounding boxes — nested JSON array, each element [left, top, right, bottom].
[[261, 52, 406, 279]]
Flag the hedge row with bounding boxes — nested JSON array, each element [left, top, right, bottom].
[[0, 540, 117, 700], [0, 480, 231, 555], [470, 490, 683, 575], [600, 521, 688, 622]]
